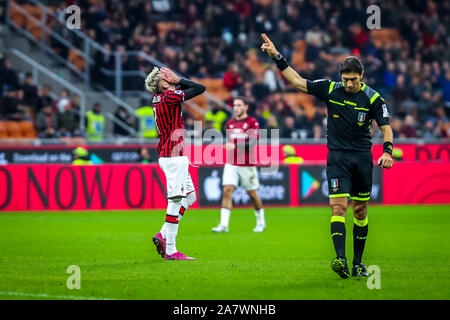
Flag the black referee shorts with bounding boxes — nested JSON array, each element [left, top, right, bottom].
[[326, 150, 373, 201]]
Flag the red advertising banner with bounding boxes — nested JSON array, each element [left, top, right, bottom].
[[0, 161, 449, 211], [382, 162, 450, 204], [0, 164, 199, 211]]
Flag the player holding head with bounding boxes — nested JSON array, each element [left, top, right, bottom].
[[212, 97, 265, 233], [261, 34, 394, 278], [145, 66, 205, 260]]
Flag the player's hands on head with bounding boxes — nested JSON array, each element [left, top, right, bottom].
[[378, 152, 393, 169], [160, 67, 180, 84], [261, 33, 278, 57]]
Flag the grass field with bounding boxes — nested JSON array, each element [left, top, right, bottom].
[[0, 205, 449, 300]]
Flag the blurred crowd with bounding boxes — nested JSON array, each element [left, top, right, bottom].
[[0, 55, 84, 138], [2, 0, 450, 140]]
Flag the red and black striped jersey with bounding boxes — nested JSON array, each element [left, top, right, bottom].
[[152, 89, 186, 157]]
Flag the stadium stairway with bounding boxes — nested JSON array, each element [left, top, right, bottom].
[[2, 27, 136, 138]]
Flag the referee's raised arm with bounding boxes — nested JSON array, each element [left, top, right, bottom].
[[261, 33, 308, 93]]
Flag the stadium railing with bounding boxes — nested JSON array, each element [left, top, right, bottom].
[[8, 48, 87, 131], [6, 0, 226, 118]]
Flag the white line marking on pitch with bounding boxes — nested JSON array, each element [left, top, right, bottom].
[[0, 291, 114, 300]]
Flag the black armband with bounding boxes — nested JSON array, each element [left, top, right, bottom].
[[383, 141, 393, 155], [272, 53, 289, 71]]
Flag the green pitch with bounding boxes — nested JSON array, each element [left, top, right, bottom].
[[0, 205, 449, 300]]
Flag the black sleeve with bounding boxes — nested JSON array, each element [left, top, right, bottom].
[[178, 78, 206, 101], [371, 96, 390, 127], [306, 79, 331, 102]]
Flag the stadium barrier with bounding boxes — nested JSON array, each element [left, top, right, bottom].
[[0, 143, 449, 164], [1, 161, 449, 211]]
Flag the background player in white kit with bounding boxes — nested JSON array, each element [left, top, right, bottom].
[[212, 97, 266, 233], [145, 66, 205, 260]]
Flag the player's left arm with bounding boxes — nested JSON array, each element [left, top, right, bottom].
[[372, 97, 394, 169]]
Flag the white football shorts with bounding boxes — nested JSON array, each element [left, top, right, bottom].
[[222, 163, 260, 191], [158, 156, 195, 198]]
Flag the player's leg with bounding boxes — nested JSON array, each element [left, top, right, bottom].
[[247, 189, 265, 232], [241, 166, 265, 232], [178, 172, 197, 222], [329, 196, 350, 278], [212, 164, 238, 232], [212, 185, 235, 232], [349, 150, 373, 276], [351, 200, 369, 276], [327, 150, 351, 278], [155, 156, 194, 260]]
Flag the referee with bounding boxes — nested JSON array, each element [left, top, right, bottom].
[[261, 34, 394, 278]]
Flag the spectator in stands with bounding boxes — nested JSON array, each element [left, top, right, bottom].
[[59, 101, 81, 137], [251, 73, 270, 101], [36, 84, 53, 114], [0, 57, 19, 96], [54, 90, 71, 113], [138, 147, 151, 164], [294, 106, 309, 130], [72, 147, 92, 165], [21, 72, 39, 109], [438, 70, 450, 113], [85, 102, 105, 141], [71, 94, 81, 124], [92, 44, 114, 90], [400, 115, 419, 138], [390, 74, 410, 118], [280, 116, 297, 139], [35, 105, 59, 139], [223, 63, 243, 93], [204, 102, 228, 134], [421, 120, 439, 139], [312, 124, 325, 140], [113, 105, 133, 137], [282, 145, 304, 164], [0, 86, 26, 121], [390, 117, 402, 139]]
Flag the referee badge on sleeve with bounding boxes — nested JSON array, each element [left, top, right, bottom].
[[331, 179, 339, 188]]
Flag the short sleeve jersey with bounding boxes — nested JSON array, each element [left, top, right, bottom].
[[225, 116, 259, 166], [152, 89, 186, 157], [307, 80, 390, 151]]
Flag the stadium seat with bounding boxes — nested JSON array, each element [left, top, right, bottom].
[[19, 121, 37, 138], [254, 0, 272, 6], [245, 51, 266, 76], [9, 1, 27, 28], [69, 49, 86, 71], [275, 93, 316, 119], [370, 28, 402, 48], [5, 121, 23, 138], [156, 22, 175, 39], [0, 122, 8, 139]]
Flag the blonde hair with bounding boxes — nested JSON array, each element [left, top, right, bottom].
[[145, 67, 160, 94]]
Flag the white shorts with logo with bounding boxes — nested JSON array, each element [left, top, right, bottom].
[[222, 163, 260, 191], [158, 156, 195, 198]]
